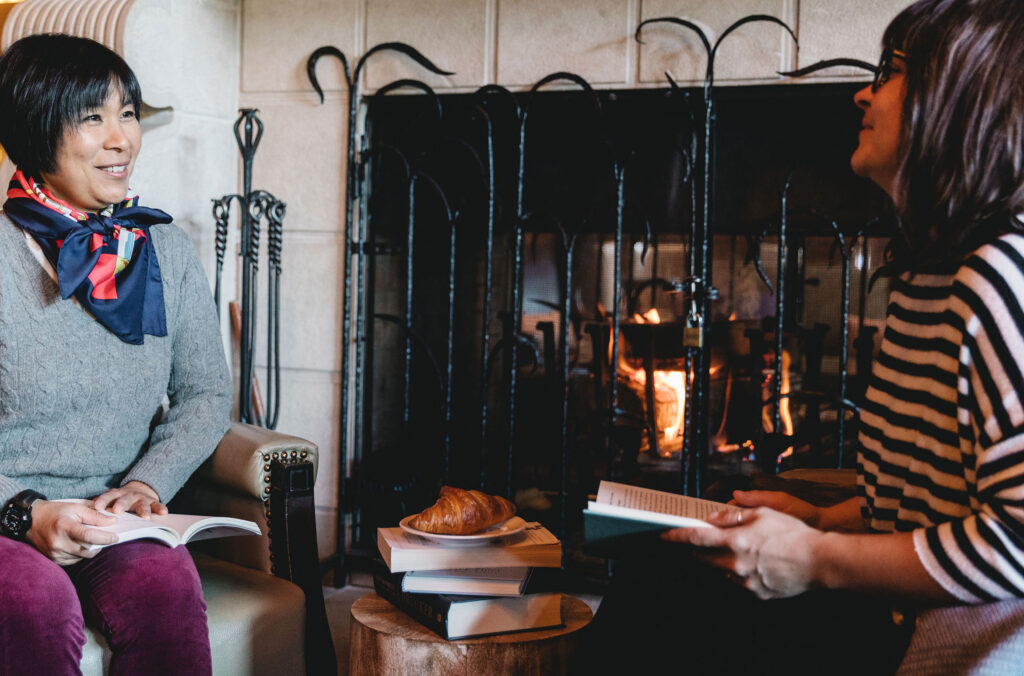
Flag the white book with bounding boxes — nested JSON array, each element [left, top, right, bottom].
[[377, 522, 561, 573], [583, 481, 741, 543], [402, 567, 532, 596], [374, 571, 563, 640], [442, 592, 562, 640], [56, 499, 261, 549]]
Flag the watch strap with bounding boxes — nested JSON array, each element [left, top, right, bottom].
[[16, 489, 45, 508], [1, 489, 46, 540]]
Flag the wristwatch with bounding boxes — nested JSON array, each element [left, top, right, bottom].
[[0, 489, 46, 540]]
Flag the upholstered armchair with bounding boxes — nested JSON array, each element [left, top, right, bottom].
[[77, 423, 337, 676], [763, 468, 1024, 675]]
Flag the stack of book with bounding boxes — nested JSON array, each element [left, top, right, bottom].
[[374, 521, 564, 640]]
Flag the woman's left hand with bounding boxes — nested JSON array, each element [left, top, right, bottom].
[[661, 507, 824, 599], [92, 481, 167, 520]]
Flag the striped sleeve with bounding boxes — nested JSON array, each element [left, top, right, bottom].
[[914, 237, 1024, 603]]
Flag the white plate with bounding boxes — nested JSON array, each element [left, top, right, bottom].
[[399, 515, 527, 545]]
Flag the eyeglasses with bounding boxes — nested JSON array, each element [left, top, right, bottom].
[[872, 48, 907, 93]]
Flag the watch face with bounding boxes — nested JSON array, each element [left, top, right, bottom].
[[1, 506, 27, 537]]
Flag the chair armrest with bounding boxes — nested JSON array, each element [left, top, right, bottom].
[[176, 423, 320, 573], [175, 422, 337, 675], [194, 422, 319, 501]]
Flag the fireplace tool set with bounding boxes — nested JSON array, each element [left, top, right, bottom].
[[306, 16, 891, 580], [213, 109, 286, 430]]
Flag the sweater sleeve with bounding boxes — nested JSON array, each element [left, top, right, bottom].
[[913, 238, 1024, 602], [120, 228, 232, 503], [0, 475, 25, 507]]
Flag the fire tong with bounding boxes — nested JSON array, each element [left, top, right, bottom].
[[212, 109, 285, 429]]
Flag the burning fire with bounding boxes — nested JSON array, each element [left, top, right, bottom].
[[715, 345, 795, 465], [619, 309, 689, 456], [613, 309, 795, 463], [762, 348, 795, 461]]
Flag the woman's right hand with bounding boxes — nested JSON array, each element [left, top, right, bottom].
[[25, 500, 119, 566], [729, 490, 823, 528]]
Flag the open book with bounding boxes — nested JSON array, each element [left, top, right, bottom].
[[58, 499, 261, 549], [583, 480, 740, 546]]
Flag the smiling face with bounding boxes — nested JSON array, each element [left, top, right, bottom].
[[39, 86, 141, 213], [850, 55, 906, 197]]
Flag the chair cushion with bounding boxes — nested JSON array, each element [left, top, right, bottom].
[[80, 554, 305, 675], [896, 600, 1024, 675]]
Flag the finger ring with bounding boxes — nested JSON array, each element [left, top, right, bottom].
[[736, 511, 743, 525]]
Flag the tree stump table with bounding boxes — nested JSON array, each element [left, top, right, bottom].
[[349, 593, 594, 675]]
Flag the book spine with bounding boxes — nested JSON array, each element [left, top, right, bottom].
[[373, 573, 451, 639]]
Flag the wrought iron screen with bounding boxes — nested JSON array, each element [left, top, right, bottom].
[[307, 23, 898, 583]]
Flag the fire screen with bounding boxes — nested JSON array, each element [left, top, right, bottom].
[[307, 26, 897, 581]]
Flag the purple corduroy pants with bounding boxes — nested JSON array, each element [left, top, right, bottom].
[[0, 536, 212, 676]]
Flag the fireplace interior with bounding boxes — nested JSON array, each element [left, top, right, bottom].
[[340, 78, 896, 582]]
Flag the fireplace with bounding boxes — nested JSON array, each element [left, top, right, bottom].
[[320, 42, 895, 577]]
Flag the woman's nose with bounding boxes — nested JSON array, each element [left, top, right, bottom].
[[854, 84, 872, 109], [103, 120, 128, 149]]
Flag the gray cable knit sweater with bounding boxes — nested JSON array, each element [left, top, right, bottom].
[[0, 211, 232, 506]]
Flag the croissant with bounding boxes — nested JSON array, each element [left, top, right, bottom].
[[409, 486, 516, 535]]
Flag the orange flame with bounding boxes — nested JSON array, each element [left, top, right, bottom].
[[618, 308, 688, 454], [762, 349, 795, 460]]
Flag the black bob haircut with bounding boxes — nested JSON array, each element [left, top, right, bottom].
[[0, 33, 141, 176]]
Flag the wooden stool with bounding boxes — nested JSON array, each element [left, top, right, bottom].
[[349, 592, 594, 675]]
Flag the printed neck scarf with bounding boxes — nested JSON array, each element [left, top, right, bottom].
[[3, 170, 173, 345]]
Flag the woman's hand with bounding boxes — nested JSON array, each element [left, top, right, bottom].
[[661, 507, 825, 600], [730, 490, 822, 527], [92, 481, 167, 519], [25, 500, 118, 566]]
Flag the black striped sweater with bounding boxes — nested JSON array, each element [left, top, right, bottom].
[[858, 233, 1024, 603]]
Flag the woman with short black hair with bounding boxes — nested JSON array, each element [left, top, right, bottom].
[[0, 34, 231, 674], [581, 1, 1024, 673]]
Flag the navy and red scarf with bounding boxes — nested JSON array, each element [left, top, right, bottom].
[[3, 170, 172, 344]]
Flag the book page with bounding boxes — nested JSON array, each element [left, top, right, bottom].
[[595, 481, 737, 521], [173, 514, 260, 542], [512, 523, 560, 546]]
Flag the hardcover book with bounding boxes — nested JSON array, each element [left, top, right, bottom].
[[377, 522, 561, 573], [402, 567, 532, 596], [373, 571, 563, 640]]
